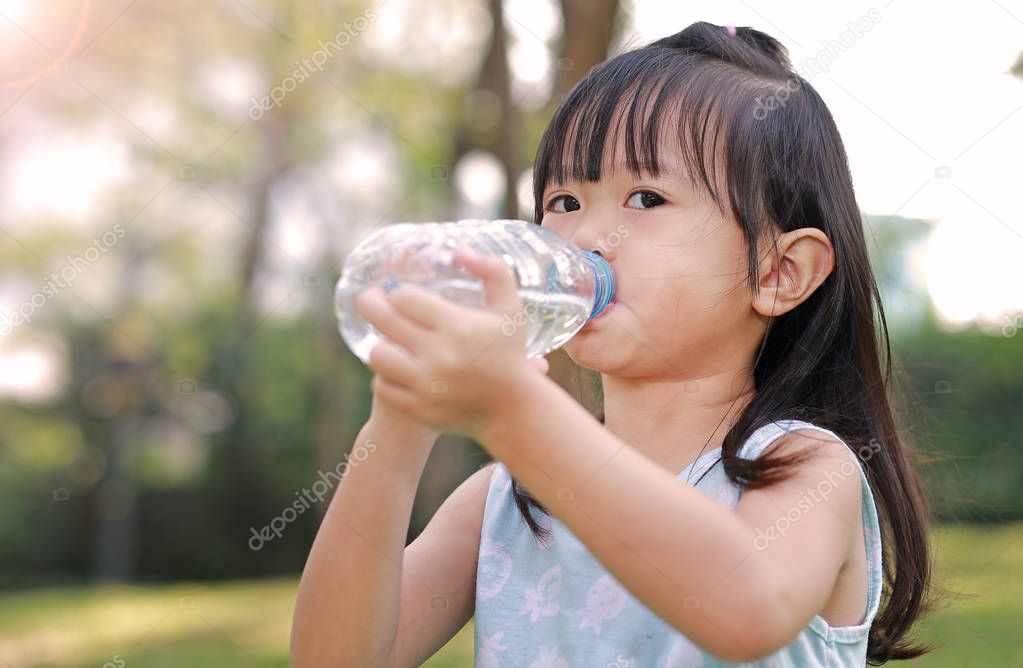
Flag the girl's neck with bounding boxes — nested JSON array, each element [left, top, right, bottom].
[[600, 366, 756, 475]]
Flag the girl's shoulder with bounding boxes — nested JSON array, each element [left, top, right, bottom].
[[738, 418, 857, 465]]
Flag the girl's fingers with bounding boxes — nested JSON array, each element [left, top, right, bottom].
[[371, 373, 422, 410], [456, 249, 520, 316], [355, 286, 432, 352], [386, 283, 462, 329], [529, 356, 549, 374], [367, 340, 426, 390]]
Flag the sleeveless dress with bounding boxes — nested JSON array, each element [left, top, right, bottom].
[[473, 419, 884, 667]]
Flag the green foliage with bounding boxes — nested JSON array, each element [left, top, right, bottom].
[[894, 312, 1023, 521]]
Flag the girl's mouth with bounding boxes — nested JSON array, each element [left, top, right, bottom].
[[587, 300, 616, 324]]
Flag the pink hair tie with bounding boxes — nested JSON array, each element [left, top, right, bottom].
[[725, 25, 737, 36]]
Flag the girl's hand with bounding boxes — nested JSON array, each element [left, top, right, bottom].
[[367, 352, 549, 432], [365, 379, 442, 443], [354, 248, 548, 437], [364, 354, 549, 442]]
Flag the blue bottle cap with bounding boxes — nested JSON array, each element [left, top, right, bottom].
[[582, 251, 615, 318]]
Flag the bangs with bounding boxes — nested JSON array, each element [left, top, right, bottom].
[[532, 50, 739, 223]]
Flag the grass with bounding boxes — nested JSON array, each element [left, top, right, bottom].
[[0, 523, 1019, 666]]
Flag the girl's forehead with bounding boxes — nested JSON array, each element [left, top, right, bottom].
[[548, 151, 698, 187], [566, 115, 712, 177]]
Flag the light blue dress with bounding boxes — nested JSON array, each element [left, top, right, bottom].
[[473, 419, 883, 667]]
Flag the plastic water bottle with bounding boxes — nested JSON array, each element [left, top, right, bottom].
[[333, 219, 615, 363]]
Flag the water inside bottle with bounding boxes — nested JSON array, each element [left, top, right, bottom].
[[335, 277, 592, 363]]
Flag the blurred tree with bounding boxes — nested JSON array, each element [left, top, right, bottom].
[[447, 0, 522, 219], [552, 0, 621, 102]]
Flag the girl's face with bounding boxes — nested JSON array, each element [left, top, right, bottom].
[[539, 141, 765, 380]]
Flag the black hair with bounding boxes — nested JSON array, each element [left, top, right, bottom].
[[513, 20, 936, 663]]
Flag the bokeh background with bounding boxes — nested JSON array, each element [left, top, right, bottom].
[[1, 0, 1022, 666]]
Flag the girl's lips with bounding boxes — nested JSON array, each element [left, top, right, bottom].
[[587, 300, 616, 324]]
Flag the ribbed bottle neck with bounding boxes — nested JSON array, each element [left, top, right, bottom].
[[582, 251, 615, 318]]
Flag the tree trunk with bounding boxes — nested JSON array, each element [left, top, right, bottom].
[[447, 0, 523, 220], [552, 0, 622, 102]]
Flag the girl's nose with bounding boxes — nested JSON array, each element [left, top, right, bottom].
[[569, 221, 617, 262]]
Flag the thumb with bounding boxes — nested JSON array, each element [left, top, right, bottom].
[[456, 247, 520, 315], [528, 356, 550, 375]]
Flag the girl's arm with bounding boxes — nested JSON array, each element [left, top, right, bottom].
[[475, 370, 861, 663], [292, 416, 490, 667]]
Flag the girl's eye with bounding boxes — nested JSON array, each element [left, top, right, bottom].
[[547, 195, 581, 213], [625, 190, 665, 209]]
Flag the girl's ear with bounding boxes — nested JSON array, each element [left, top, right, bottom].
[[752, 228, 835, 317]]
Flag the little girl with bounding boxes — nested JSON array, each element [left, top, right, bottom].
[[291, 21, 935, 668]]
